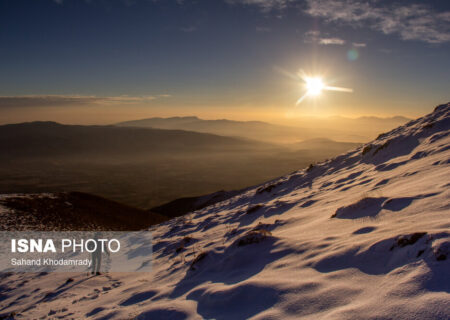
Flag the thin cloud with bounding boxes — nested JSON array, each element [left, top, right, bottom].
[[319, 37, 345, 45], [352, 42, 366, 47], [304, 30, 320, 39], [305, 0, 450, 44], [304, 30, 345, 45], [0, 95, 169, 108]]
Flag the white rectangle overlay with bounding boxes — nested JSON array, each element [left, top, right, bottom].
[[0, 231, 152, 273]]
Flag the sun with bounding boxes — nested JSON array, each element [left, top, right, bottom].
[[292, 70, 353, 105], [305, 77, 324, 96], [275, 67, 353, 105]]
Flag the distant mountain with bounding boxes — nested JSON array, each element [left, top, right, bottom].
[[117, 116, 306, 144], [116, 115, 411, 143], [0, 121, 274, 159], [354, 115, 411, 123]]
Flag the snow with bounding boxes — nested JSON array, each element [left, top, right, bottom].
[[0, 103, 449, 319]]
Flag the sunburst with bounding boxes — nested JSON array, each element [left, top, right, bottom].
[[276, 67, 353, 105], [296, 71, 353, 105]]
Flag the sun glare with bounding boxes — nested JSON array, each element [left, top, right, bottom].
[[291, 70, 353, 106], [305, 77, 324, 96]]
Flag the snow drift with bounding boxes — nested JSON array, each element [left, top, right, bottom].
[[0, 103, 449, 319]]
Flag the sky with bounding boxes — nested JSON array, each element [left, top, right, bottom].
[[0, 0, 449, 124]]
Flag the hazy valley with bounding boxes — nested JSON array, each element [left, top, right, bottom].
[[0, 118, 369, 212]]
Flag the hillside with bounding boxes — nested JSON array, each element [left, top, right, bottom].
[[0, 192, 167, 231], [0, 103, 448, 319]]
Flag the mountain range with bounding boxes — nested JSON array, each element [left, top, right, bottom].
[[0, 121, 272, 159], [117, 115, 410, 143]]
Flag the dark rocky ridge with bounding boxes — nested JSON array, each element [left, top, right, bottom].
[[0, 192, 167, 231]]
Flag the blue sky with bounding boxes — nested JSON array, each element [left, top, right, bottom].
[[0, 0, 449, 123]]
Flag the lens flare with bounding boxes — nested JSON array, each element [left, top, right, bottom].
[[347, 49, 359, 61]]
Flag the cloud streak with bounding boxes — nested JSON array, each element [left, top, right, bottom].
[[304, 30, 346, 45], [305, 0, 450, 44], [319, 37, 345, 45], [0, 95, 170, 108]]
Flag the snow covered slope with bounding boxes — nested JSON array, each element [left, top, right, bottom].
[[1, 103, 449, 319]]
